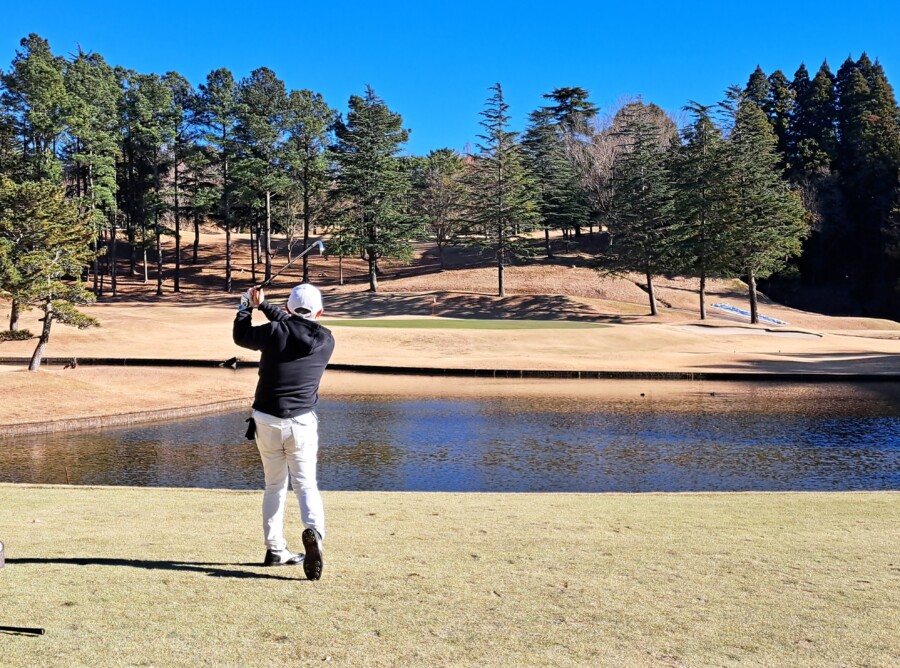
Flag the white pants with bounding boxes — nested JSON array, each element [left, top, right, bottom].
[[252, 409, 325, 550]]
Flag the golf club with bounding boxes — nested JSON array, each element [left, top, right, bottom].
[[258, 240, 325, 290], [0, 626, 45, 635]]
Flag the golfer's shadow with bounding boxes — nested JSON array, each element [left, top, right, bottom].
[[6, 557, 299, 581]]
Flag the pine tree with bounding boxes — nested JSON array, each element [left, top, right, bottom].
[[0, 177, 98, 369], [806, 62, 839, 165], [465, 83, 539, 297], [283, 89, 335, 281], [745, 66, 771, 109], [836, 55, 900, 308], [0, 34, 67, 182], [522, 108, 586, 255], [0, 82, 24, 182], [165, 71, 197, 293], [234, 67, 289, 283], [118, 71, 175, 295], [723, 92, 809, 323], [330, 85, 415, 292], [197, 68, 239, 292], [671, 102, 731, 318], [413, 148, 466, 269], [606, 101, 677, 315], [63, 49, 119, 296], [790, 61, 838, 175], [765, 70, 794, 159]]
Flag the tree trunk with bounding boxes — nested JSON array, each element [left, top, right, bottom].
[[250, 225, 257, 285], [128, 216, 137, 276], [223, 150, 232, 293], [264, 190, 272, 282], [156, 220, 163, 296], [544, 228, 553, 259], [646, 269, 658, 316], [28, 301, 53, 371], [368, 253, 378, 292], [339, 254, 344, 286], [302, 186, 311, 282], [225, 219, 232, 293], [699, 272, 706, 320], [89, 163, 100, 296], [498, 261, 505, 297], [748, 270, 759, 324], [173, 162, 181, 293], [9, 298, 19, 332], [193, 215, 200, 264], [110, 212, 118, 296], [98, 228, 105, 295]]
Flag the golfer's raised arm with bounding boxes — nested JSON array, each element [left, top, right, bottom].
[[259, 299, 289, 322], [233, 290, 271, 351]]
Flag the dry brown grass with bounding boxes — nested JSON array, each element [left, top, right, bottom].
[[3, 231, 900, 430]]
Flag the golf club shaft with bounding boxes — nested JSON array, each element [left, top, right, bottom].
[[0, 625, 44, 635], [258, 240, 324, 290]]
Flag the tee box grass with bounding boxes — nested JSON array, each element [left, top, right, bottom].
[[1, 485, 898, 667]]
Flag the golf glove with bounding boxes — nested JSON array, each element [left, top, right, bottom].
[[238, 290, 252, 311]]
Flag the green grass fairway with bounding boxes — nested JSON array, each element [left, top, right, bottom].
[[1, 486, 898, 667], [321, 318, 607, 329]]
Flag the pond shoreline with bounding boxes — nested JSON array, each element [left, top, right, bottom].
[[5, 355, 900, 381], [2, 397, 252, 436]]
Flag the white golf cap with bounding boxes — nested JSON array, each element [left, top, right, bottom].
[[287, 283, 323, 319]]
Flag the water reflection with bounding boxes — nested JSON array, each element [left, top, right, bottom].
[[2, 387, 900, 492]]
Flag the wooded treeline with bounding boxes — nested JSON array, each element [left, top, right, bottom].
[[2, 32, 899, 349]]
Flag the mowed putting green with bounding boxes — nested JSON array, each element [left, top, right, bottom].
[[321, 318, 607, 329], [1, 485, 898, 667]]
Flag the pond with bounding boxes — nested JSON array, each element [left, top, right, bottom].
[[3, 382, 900, 492]]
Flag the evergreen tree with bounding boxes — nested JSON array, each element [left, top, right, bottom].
[[0, 84, 24, 181], [63, 49, 119, 296], [671, 102, 731, 318], [413, 148, 466, 269], [836, 55, 900, 308], [542, 87, 598, 133], [118, 71, 175, 295], [465, 83, 539, 297], [0, 177, 98, 369], [745, 66, 770, 109], [790, 61, 838, 175], [0, 34, 67, 182], [723, 92, 809, 323], [197, 68, 239, 292], [283, 89, 335, 281], [765, 70, 794, 159], [522, 108, 585, 255], [165, 71, 197, 293], [606, 101, 677, 315], [543, 87, 597, 238], [234, 67, 289, 283], [330, 85, 415, 292]]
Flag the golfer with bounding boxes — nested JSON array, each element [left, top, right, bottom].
[[233, 283, 334, 580]]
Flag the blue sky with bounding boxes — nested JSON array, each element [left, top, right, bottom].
[[3, 1, 899, 155]]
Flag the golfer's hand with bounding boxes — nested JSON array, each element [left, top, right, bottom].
[[239, 290, 252, 311], [249, 287, 264, 306]]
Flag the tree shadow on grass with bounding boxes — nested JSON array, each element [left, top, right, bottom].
[[6, 557, 300, 581]]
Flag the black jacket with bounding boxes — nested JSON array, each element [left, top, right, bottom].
[[233, 300, 335, 418]]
